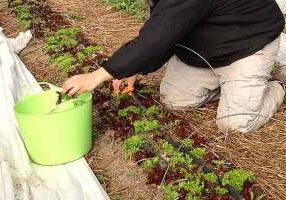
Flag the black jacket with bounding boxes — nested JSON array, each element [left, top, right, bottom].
[[104, 0, 284, 79]]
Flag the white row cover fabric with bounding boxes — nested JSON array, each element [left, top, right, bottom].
[[0, 27, 110, 200]]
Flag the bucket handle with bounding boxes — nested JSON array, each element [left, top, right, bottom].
[[47, 98, 85, 114], [23, 82, 61, 96]]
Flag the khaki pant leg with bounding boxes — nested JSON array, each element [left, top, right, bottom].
[[216, 37, 285, 133], [160, 56, 219, 109]]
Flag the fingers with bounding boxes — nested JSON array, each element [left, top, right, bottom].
[[127, 76, 137, 89], [62, 75, 82, 93], [112, 79, 122, 94], [62, 72, 102, 97], [62, 76, 79, 95], [112, 76, 137, 95], [75, 88, 86, 96], [62, 82, 74, 94], [67, 86, 80, 97], [124, 76, 137, 94]]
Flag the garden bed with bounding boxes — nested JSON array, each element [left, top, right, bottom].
[[5, 0, 286, 199]]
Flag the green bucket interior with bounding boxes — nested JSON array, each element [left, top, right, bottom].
[[14, 90, 91, 115], [14, 90, 93, 165]]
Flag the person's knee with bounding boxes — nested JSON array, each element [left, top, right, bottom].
[[216, 110, 274, 133], [216, 81, 285, 133], [160, 82, 208, 109], [216, 116, 257, 133]]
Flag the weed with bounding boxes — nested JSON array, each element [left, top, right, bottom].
[[76, 51, 86, 63], [133, 119, 159, 133], [20, 18, 32, 29], [222, 169, 255, 192], [111, 92, 130, 101]]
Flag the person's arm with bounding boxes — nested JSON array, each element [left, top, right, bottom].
[[103, 0, 212, 79], [62, 67, 113, 96], [62, 0, 212, 96]]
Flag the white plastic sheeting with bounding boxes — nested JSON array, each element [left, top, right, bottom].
[[0, 27, 110, 200]]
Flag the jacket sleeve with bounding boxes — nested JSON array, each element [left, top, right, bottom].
[[103, 0, 212, 79]]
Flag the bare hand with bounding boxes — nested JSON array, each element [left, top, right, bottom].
[[62, 67, 113, 96], [112, 75, 137, 94]]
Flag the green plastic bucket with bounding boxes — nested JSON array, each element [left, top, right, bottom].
[[14, 82, 93, 165]]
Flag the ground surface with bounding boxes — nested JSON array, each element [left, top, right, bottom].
[[1, 0, 286, 199]]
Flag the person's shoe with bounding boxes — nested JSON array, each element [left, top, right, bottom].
[[272, 66, 286, 90]]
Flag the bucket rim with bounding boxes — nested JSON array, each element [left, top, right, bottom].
[[14, 92, 92, 116], [14, 100, 92, 116]]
